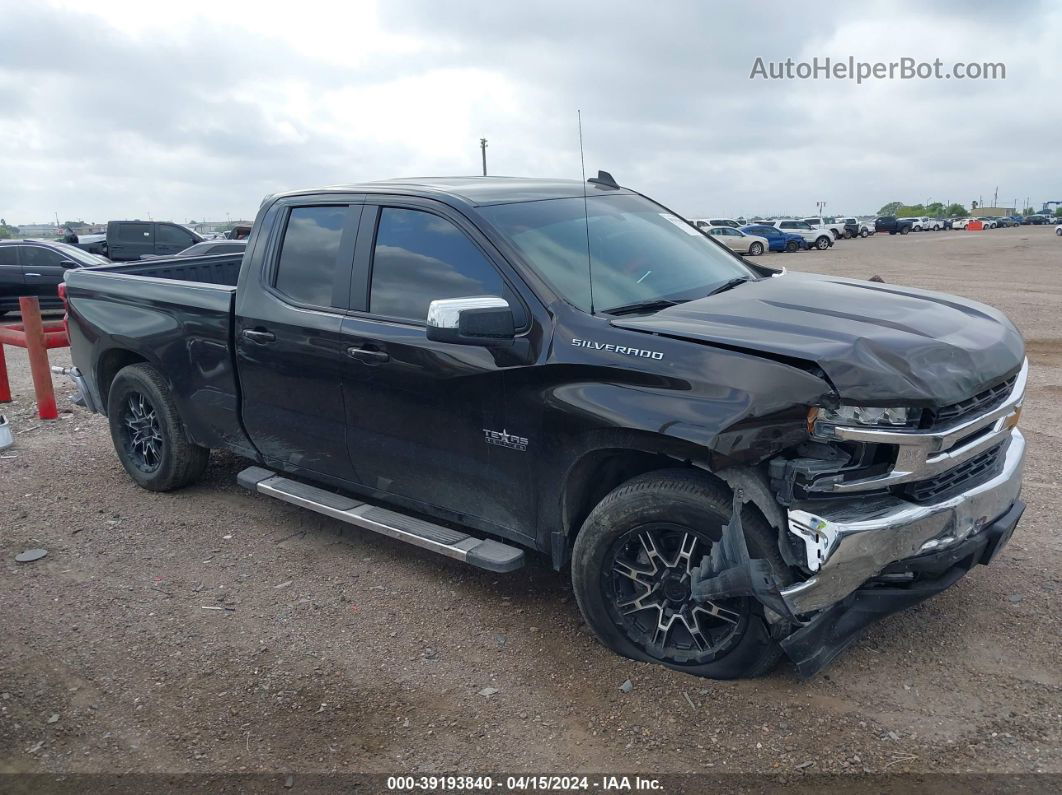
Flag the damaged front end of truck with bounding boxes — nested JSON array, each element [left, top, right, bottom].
[[691, 358, 1027, 677]]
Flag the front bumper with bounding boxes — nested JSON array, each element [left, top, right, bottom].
[[780, 428, 1025, 615], [780, 497, 1023, 677]]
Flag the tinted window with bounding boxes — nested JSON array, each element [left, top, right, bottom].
[[157, 224, 195, 246], [0, 246, 17, 267], [370, 208, 510, 323], [275, 206, 348, 307], [22, 246, 64, 268], [117, 223, 153, 242]]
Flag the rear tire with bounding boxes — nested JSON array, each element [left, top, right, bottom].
[[571, 469, 791, 680], [859, 228, 869, 238], [900, 226, 910, 235], [748, 242, 764, 256], [785, 240, 799, 253], [106, 363, 209, 492]]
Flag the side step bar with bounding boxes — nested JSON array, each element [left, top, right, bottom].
[[237, 467, 524, 573]]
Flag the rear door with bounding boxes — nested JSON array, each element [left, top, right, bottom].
[[108, 222, 154, 260], [155, 223, 198, 256], [20, 245, 70, 305], [235, 199, 364, 483]]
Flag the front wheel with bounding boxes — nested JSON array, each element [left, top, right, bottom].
[[816, 235, 831, 250], [859, 228, 869, 238], [1056, 227, 1062, 236], [900, 226, 910, 235], [571, 470, 791, 679], [748, 242, 764, 256], [107, 363, 209, 491]]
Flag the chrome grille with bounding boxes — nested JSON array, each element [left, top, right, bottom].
[[902, 443, 1006, 503], [929, 376, 1016, 427]]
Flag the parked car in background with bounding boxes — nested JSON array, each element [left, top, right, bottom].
[[740, 224, 807, 252], [1009, 215, 1024, 225], [1055, 223, 1061, 236], [801, 217, 845, 240], [839, 217, 872, 238], [692, 218, 742, 230], [139, 240, 247, 260], [0, 239, 109, 317], [993, 217, 1016, 228], [705, 226, 768, 255], [874, 216, 914, 235], [72, 221, 205, 261], [976, 217, 998, 229], [767, 220, 833, 250], [1023, 215, 1049, 225]]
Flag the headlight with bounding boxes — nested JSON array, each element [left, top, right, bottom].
[[810, 405, 914, 431]]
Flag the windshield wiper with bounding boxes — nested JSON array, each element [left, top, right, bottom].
[[603, 298, 684, 316], [705, 277, 752, 297]]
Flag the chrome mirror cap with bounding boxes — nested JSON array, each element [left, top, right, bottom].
[[426, 296, 510, 329]]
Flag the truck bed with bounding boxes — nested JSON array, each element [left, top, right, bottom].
[[95, 252, 243, 287], [63, 252, 256, 457]]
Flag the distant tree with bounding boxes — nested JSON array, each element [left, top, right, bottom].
[[877, 201, 903, 216], [1054, 207, 1062, 218], [0, 220, 18, 240], [926, 202, 945, 217], [1022, 206, 1036, 215], [944, 203, 967, 217], [897, 204, 926, 217]]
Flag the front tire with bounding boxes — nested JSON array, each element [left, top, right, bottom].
[[900, 226, 910, 235], [748, 242, 764, 256], [571, 470, 791, 680], [815, 235, 831, 250], [107, 363, 209, 492], [860, 228, 869, 238]]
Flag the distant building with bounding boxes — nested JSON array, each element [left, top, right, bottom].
[[974, 207, 1016, 216], [17, 223, 60, 238]]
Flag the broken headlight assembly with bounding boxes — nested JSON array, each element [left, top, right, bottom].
[[808, 405, 920, 436]]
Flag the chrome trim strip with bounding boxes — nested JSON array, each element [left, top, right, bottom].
[[781, 429, 1024, 614], [810, 358, 1025, 493]]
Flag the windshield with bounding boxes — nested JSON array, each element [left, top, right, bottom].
[[480, 194, 753, 313]]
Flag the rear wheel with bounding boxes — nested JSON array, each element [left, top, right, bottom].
[[571, 470, 791, 679], [900, 226, 910, 235], [107, 363, 209, 491], [748, 242, 764, 256], [785, 240, 799, 253], [859, 228, 869, 238]]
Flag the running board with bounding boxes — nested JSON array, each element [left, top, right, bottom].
[[237, 467, 524, 573]]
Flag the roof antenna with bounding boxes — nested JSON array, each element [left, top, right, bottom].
[[578, 109, 595, 314]]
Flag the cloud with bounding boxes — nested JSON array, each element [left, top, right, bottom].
[[1, 0, 1059, 224]]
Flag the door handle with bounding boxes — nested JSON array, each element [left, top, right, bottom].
[[242, 329, 276, 344], [346, 345, 389, 363], [24, 272, 41, 277]]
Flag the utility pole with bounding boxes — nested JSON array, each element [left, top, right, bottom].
[[992, 186, 998, 208], [480, 138, 488, 176]]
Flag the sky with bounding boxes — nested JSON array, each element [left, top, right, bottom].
[[1, 0, 1060, 225]]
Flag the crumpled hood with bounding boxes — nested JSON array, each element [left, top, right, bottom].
[[611, 273, 1025, 405]]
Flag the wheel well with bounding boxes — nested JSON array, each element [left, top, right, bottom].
[[560, 451, 786, 568], [563, 450, 704, 543], [96, 349, 149, 410]]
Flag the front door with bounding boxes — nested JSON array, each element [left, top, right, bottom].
[[20, 245, 70, 307], [339, 202, 538, 541], [235, 201, 363, 483], [155, 223, 198, 256]]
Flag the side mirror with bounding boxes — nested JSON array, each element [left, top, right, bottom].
[[59, 260, 79, 269], [426, 296, 516, 346]]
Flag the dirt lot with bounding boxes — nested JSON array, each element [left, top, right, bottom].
[[1, 226, 1060, 778]]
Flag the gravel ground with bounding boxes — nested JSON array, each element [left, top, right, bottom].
[[1, 226, 1059, 778]]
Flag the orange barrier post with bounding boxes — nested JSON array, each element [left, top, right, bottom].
[[0, 297, 69, 420], [0, 341, 9, 403]]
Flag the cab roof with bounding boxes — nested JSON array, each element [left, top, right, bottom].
[[273, 176, 634, 207]]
